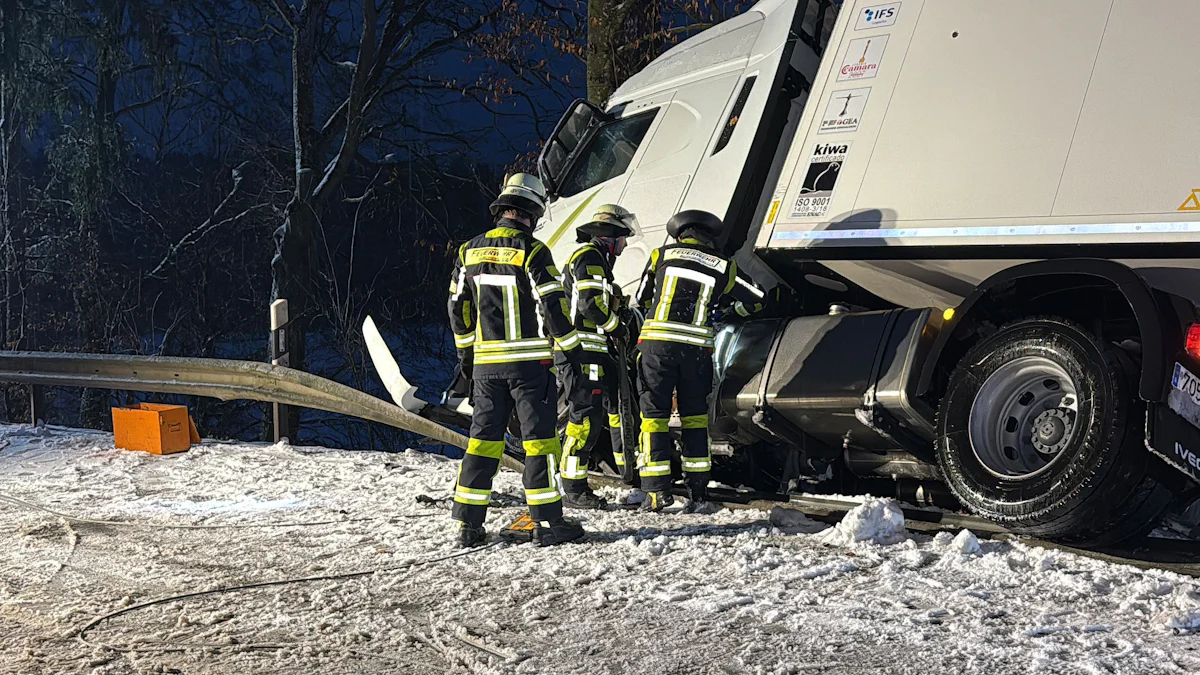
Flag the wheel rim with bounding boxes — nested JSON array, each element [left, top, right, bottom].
[[967, 356, 1080, 480]]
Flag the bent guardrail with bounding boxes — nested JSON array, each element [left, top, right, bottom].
[[0, 351, 469, 450]]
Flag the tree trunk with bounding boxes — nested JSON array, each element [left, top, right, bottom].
[[586, 0, 627, 105], [78, 0, 124, 431]]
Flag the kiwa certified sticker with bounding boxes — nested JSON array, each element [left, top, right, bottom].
[[791, 142, 850, 219]]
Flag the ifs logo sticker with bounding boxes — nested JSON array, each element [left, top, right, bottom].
[[855, 3, 901, 30]]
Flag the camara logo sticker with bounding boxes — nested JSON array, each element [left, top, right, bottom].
[[855, 3, 901, 30]]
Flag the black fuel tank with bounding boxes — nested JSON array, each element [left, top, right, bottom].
[[716, 308, 937, 453]]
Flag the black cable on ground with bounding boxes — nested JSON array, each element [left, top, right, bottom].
[[0, 492, 436, 530], [77, 541, 504, 649]]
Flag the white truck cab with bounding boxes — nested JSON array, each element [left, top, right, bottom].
[[537, 0, 828, 292]]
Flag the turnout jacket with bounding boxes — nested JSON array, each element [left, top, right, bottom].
[[448, 219, 579, 375], [633, 238, 766, 349], [562, 242, 621, 359]]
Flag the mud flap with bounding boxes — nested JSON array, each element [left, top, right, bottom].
[[1146, 402, 1200, 483]]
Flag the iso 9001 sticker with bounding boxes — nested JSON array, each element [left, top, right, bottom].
[[791, 142, 850, 219]]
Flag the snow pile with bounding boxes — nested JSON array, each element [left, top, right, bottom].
[[933, 529, 982, 555], [817, 496, 907, 546]]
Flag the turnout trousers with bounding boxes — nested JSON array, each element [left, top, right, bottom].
[[452, 367, 564, 526], [636, 344, 714, 494], [559, 356, 624, 494]]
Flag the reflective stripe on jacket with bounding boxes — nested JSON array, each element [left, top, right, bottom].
[[562, 243, 619, 357], [448, 219, 577, 374], [633, 238, 765, 348]]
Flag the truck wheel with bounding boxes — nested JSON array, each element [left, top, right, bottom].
[[936, 316, 1173, 546]]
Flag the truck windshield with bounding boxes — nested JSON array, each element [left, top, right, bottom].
[[557, 111, 657, 198]]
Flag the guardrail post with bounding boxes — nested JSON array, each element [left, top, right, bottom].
[[270, 299, 295, 443], [29, 385, 45, 426]]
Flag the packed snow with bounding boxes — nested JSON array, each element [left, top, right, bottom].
[[2, 424, 1200, 674]]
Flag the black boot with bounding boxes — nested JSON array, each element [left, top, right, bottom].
[[562, 489, 607, 510], [681, 482, 720, 514], [533, 517, 586, 546], [681, 499, 722, 514], [640, 491, 675, 512], [457, 522, 488, 548]]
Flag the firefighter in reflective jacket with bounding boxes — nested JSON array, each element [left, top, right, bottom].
[[558, 204, 638, 509], [447, 173, 586, 547], [632, 210, 766, 512]]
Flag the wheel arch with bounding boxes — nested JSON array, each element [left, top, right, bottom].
[[917, 259, 1178, 402]]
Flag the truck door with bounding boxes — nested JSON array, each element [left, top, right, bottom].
[[536, 95, 671, 266]]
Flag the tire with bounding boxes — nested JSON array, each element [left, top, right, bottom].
[[936, 316, 1174, 546]]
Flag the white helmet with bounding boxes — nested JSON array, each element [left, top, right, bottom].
[[490, 173, 548, 220], [576, 204, 639, 242]]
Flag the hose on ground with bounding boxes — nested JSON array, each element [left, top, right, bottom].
[[77, 541, 504, 650], [0, 491, 436, 530]]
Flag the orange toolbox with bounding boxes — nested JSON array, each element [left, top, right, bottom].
[[112, 403, 201, 455]]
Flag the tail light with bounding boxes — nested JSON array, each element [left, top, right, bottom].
[[1187, 324, 1200, 361]]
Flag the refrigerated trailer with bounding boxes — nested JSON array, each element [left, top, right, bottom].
[[383, 0, 1200, 545]]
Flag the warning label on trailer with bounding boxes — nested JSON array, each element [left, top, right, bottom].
[[838, 36, 889, 82], [1180, 189, 1200, 212], [819, 88, 871, 134], [791, 142, 850, 219]]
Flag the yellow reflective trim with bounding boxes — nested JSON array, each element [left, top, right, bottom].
[[467, 439, 505, 458], [608, 413, 621, 428], [680, 415, 708, 429], [663, 247, 728, 272], [564, 419, 590, 456], [486, 227, 524, 238], [465, 247, 526, 266], [569, 244, 598, 266], [599, 311, 619, 332], [640, 462, 672, 476], [524, 437, 562, 457], [462, 300, 472, 328], [725, 259, 739, 294], [526, 487, 563, 505], [555, 330, 581, 349], [641, 417, 670, 433], [682, 459, 711, 472]]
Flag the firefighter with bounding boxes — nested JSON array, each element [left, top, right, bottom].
[[447, 173, 586, 547], [558, 204, 638, 509], [632, 209, 767, 513]]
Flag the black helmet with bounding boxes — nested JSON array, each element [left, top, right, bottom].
[[666, 209, 724, 241], [489, 173, 548, 221], [575, 204, 638, 243]]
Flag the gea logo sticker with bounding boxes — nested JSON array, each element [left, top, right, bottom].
[[855, 3, 901, 30]]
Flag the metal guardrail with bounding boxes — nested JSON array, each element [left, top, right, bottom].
[[0, 351, 469, 450]]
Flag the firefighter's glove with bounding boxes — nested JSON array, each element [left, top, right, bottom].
[[563, 344, 585, 368], [608, 320, 628, 343]]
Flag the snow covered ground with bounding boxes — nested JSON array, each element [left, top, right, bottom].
[[2, 424, 1200, 674]]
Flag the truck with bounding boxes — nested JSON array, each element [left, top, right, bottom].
[[397, 0, 1200, 546]]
